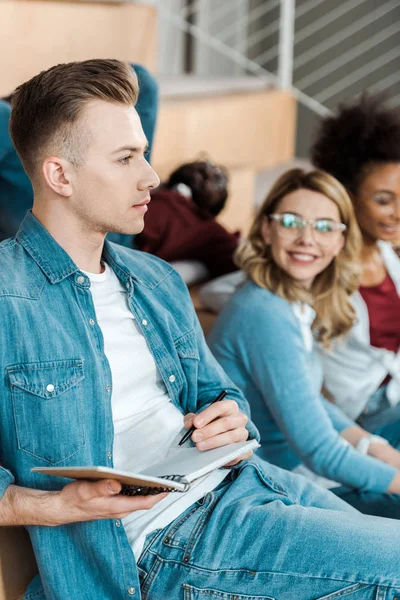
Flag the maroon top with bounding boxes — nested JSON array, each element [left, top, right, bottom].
[[136, 187, 239, 279], [359, 273, 400, 354]]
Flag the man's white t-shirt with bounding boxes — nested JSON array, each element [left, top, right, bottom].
[[84, 263, 227, 559]]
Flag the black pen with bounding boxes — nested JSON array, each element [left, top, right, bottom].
[[178, 390, 228, 446]]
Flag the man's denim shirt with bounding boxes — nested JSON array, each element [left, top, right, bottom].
[[0, 212, 259, 600]]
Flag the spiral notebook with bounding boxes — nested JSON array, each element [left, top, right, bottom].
[[32, 439, 259, 495]]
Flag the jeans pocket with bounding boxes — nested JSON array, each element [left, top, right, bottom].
[[183, 584, 275, 600], [162, 500, 205, 549], [315, 583, 372, 600], [8, 358, 85, 464]]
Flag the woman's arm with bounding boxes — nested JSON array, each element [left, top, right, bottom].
[[211, 291, 397, 493]]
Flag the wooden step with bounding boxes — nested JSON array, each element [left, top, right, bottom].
[[0, 527, 37, 600], [217, 166, 256, 237], [152, 87, 297, 178], [0, 0, 157, 96]]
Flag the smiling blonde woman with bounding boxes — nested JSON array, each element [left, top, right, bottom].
[[235, 168, 361, 346], [208, 168, 400, 518]]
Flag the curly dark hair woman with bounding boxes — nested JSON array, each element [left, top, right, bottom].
[[311, 94, 400, 252], [311, 94, 400, 437]]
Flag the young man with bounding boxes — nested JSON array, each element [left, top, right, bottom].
[[0, 59, 400, 600], [0, 63, 158, 244]]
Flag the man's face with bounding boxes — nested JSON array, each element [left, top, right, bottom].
[[69, 100, 160, 235]]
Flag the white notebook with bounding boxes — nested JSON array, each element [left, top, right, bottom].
[[32, 439, 259, 495]]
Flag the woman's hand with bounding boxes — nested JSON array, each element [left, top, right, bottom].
[[368, 442, 400, 470], [184, 400, 251, 466]]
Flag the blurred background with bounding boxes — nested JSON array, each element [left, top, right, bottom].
[[0, 0, 399, 236]]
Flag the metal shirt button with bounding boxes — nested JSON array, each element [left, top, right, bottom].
[[77, 276, 85, 284], [115, 520, 121, 528], [105, 385, 111, 392], [142, 319, 148, 326], [127, 588, 136, 595], [107, 452, 112, 460], [46, 384, 55, 393], [89, 319, 95, 326], [168, 375, 176, 383]]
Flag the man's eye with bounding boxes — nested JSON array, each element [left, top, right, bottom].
[[119, 156, 132, 165]]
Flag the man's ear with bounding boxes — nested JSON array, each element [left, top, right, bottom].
[[42, 156, 74, 197], [261, 216, 271, 245]]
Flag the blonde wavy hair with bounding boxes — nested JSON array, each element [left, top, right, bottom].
[[235, 168, 362, 345]]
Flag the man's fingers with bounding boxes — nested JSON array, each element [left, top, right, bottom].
[[183, 413, 195, 429], [195, 428, 249, 451], [224, 450, 253, 467], [192, 413, 248, 442], [192, 400, 239, 428], [91, 479, 122, 497], [109, 492, 168, 516]]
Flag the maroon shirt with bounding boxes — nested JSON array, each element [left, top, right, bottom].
[[136, 187, 239, 279], [359, 273, 400, 353]]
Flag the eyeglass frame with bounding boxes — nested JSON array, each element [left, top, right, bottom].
[[268, 212, 347, 246]]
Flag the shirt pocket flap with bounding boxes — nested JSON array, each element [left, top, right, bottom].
[[174, 330, 200, 360], [7, 359, 85, 399]]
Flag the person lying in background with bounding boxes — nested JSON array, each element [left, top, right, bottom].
[[0, 64, 158, 244], [208, 168, 400, 519], [311, 94, 400, 432], [135, 160, 240, 281]]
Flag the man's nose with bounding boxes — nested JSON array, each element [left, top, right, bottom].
[[139, 162, 160, 191]]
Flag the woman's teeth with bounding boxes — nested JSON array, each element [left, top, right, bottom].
[[291, 253, 316, 262]]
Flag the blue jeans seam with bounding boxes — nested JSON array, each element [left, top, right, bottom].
[[141, 555, 398, 589]]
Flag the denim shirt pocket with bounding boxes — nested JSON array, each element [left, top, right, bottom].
[[7, 359, 85, 465], [174, 330, 200, 401]]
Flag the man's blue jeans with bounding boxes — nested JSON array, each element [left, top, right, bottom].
[[138, 460, 400, 599]]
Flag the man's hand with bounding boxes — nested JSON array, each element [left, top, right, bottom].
[[52, 479, 167, 526], [183, 399, 252, 466], [0, 481, 167, 527]]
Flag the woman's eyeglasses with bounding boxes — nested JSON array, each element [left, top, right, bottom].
[[269, 213, 346, 247]]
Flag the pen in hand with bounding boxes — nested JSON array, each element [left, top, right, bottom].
[[178, 390, 228, 446]]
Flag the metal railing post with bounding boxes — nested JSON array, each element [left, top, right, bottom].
[[278, 0, 295, 89]]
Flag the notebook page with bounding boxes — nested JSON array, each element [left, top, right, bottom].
[[141, 439, 259, 483]]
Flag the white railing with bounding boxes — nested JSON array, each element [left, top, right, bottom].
[[142, 0, 400, 115]]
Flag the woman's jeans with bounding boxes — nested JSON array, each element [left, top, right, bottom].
[[137, 461, 400, 600], [357, 385, 400, 433], [332, 414, 400, 518]]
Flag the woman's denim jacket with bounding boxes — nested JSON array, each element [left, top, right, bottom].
[[0, 212, 259, 600]]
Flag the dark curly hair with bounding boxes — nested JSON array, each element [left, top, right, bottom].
[[311, 94, 400, 196], [166, 160, 229, 217]]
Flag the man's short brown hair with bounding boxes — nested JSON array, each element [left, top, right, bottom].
[[9, 59, 139, 182]]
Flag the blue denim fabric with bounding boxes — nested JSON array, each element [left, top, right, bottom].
[[0, 212, 258, 600], [0, 65, 158, 244], [357, 386, 400, 433], [0, 100, 33, 241], [137, 461, 400, 600]]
